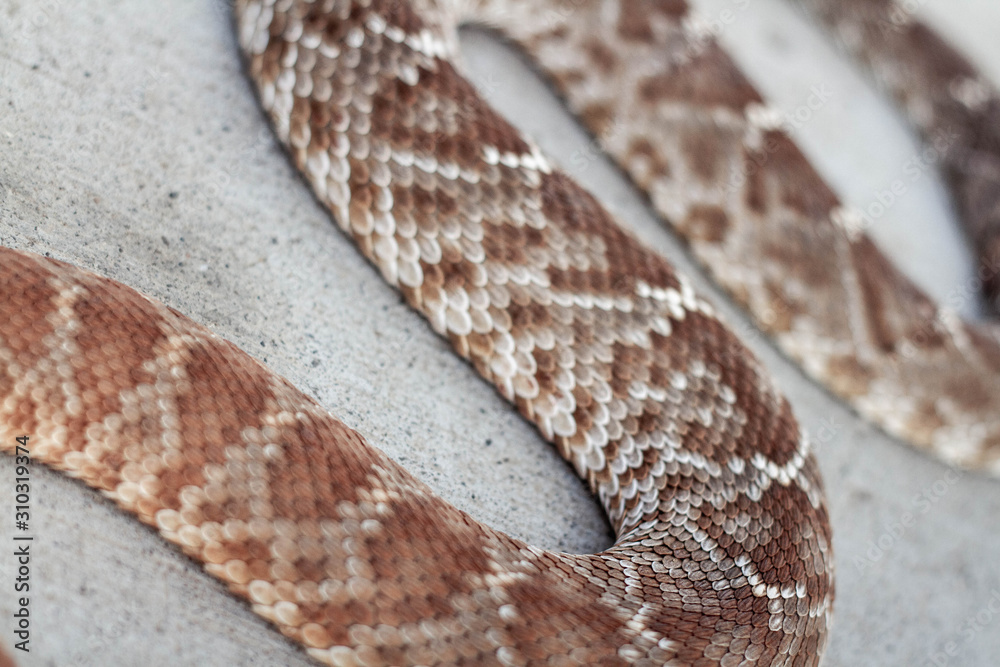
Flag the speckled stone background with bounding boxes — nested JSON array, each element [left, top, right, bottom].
[[0, 0, 998, 665]]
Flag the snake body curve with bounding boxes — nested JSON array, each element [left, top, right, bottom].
[[3, 0, 1000, 665]]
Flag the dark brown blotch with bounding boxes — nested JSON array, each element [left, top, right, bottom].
[[679, 204, 730, 243]]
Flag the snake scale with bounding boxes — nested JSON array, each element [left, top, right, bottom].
[[2, 0, 999, 665]]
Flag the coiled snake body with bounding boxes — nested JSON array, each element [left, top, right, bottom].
[[2, 0, 999, 665]]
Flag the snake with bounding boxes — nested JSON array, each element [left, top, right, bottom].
[[1, 0, 999, 665]]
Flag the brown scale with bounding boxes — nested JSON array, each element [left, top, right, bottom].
[[637, 42, 764, 112]]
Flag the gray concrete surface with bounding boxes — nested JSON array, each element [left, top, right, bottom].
[[0, 0, 999, 665]]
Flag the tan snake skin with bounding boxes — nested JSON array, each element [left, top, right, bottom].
[[797, 0, 1000, 315], [2, 0, 999, 665], [464, 0, 1000, 473]]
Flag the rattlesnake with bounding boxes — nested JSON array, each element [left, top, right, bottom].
[[2, 0, 999, 665]]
